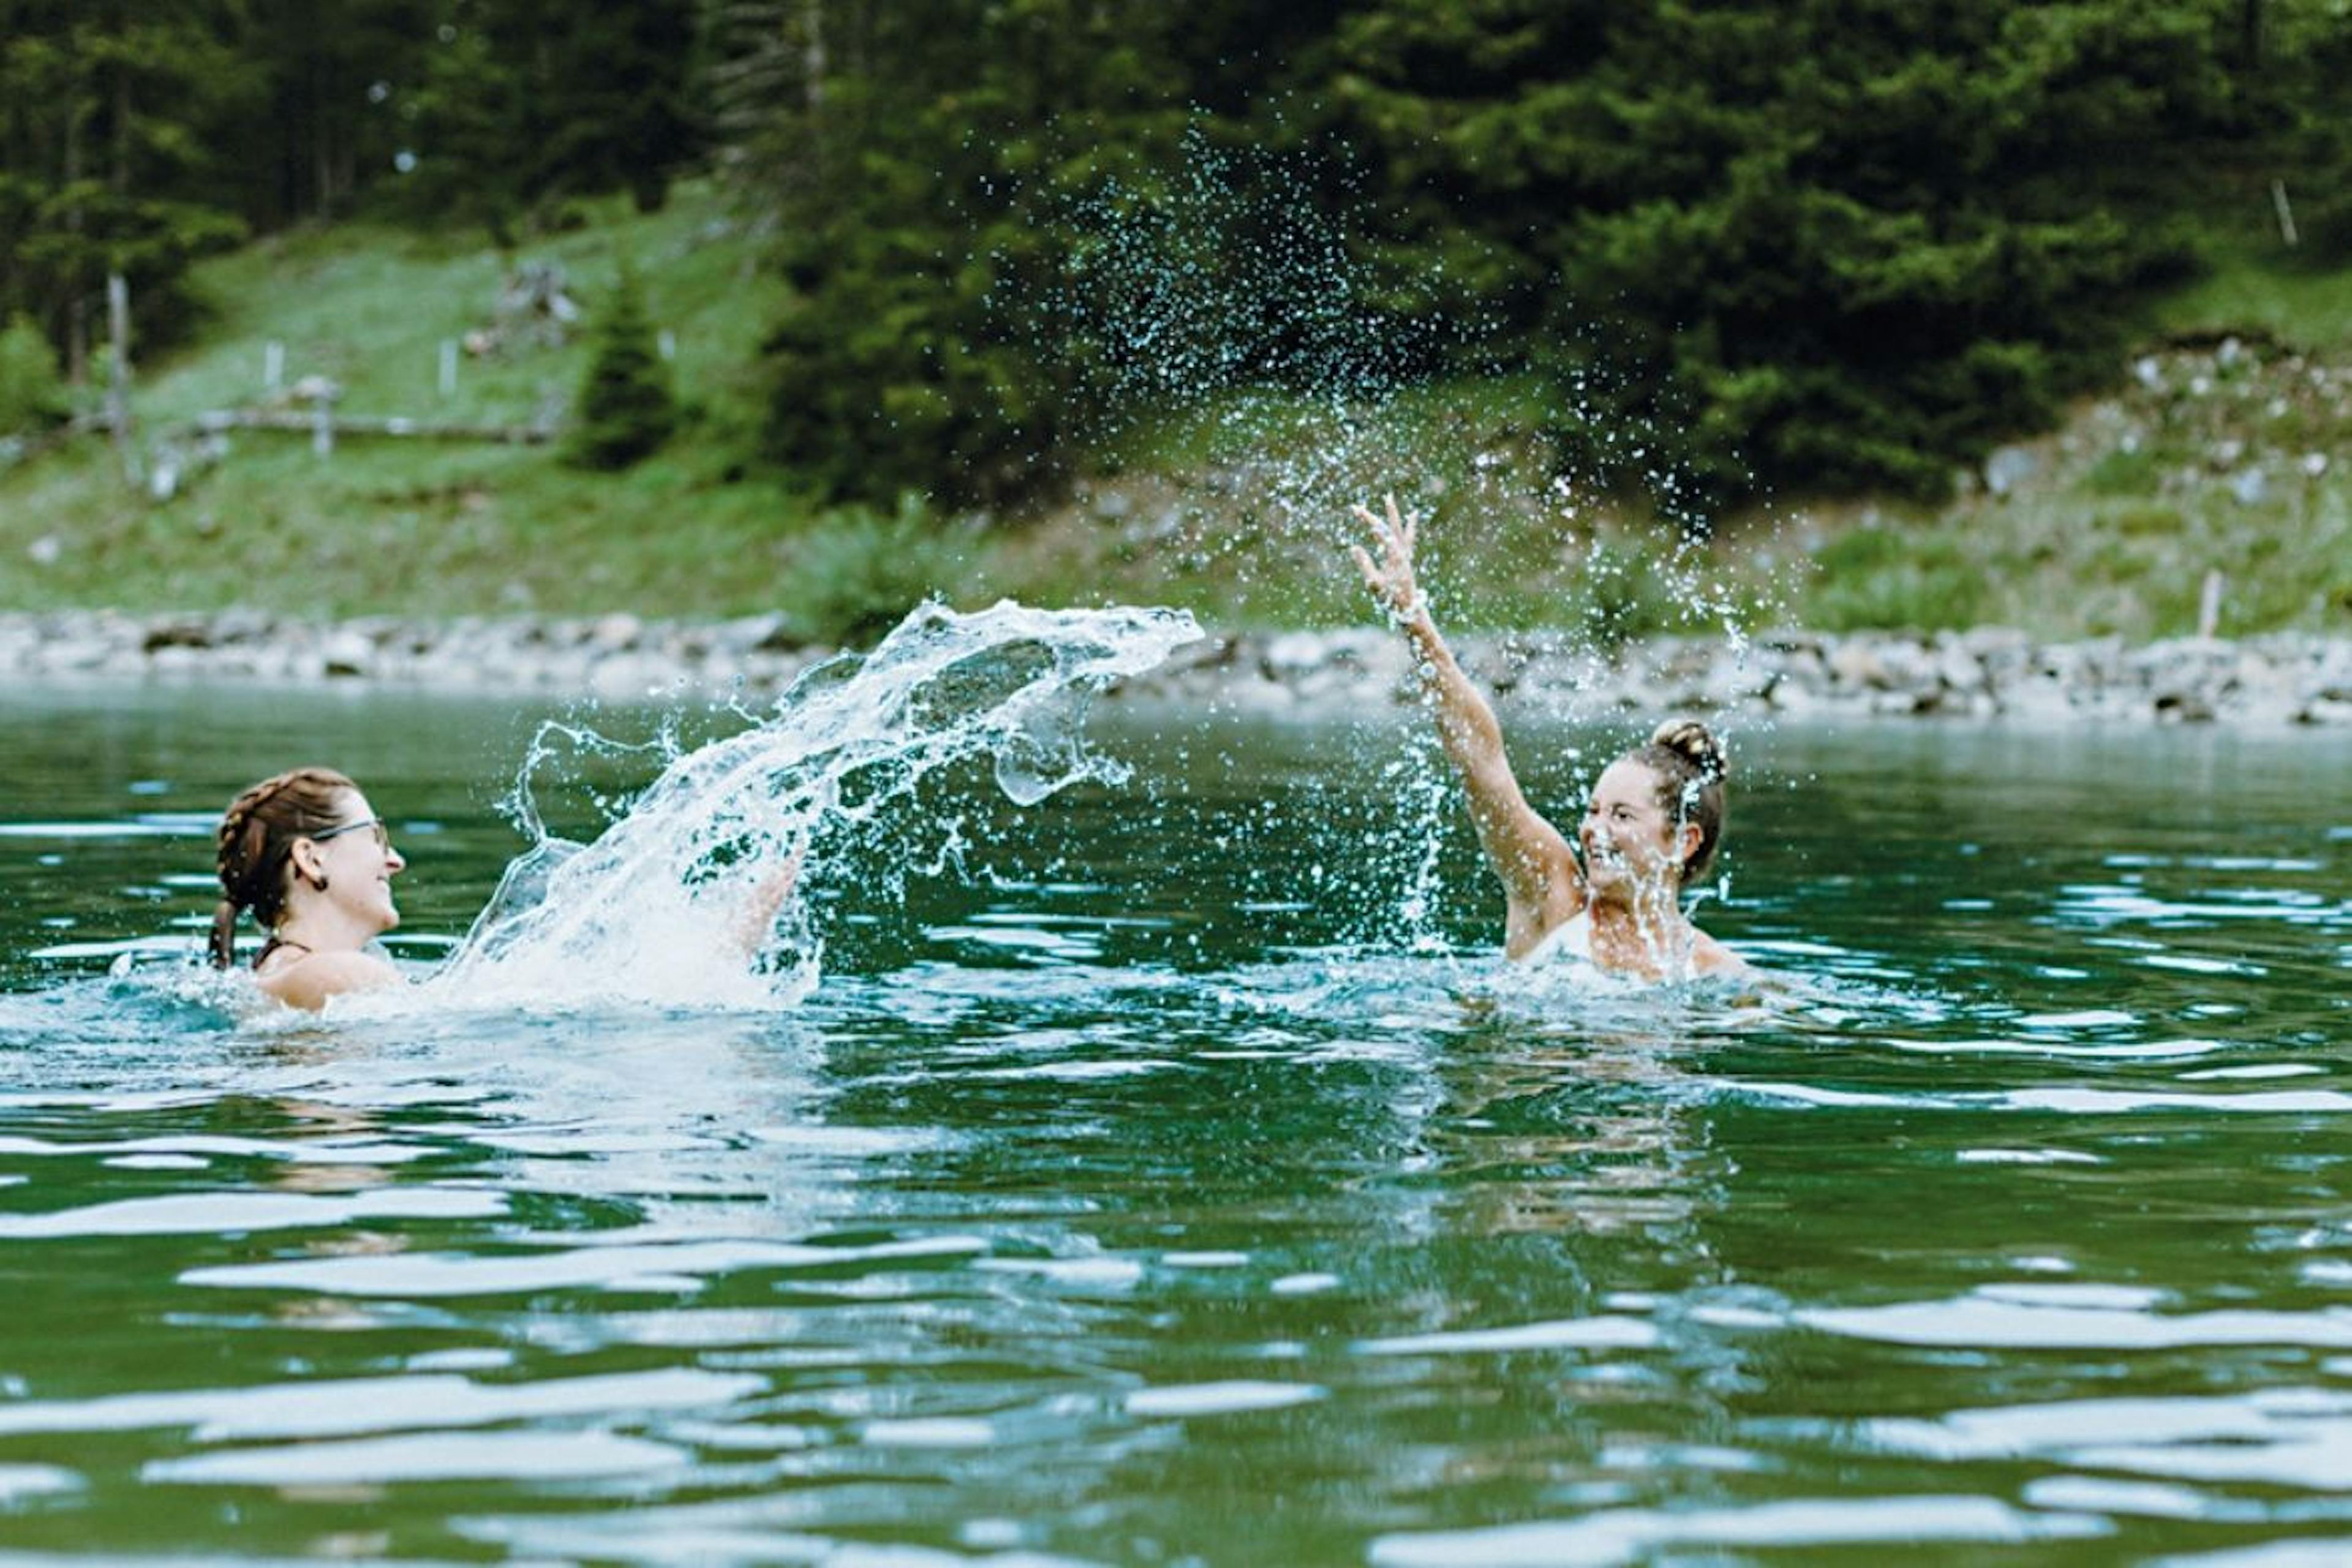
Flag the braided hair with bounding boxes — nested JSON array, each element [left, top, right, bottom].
[[210, 767, 357, 968], [1626, 718, 1728, 884]]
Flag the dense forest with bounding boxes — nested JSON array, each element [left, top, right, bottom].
[[3, 0, 2348, 514]]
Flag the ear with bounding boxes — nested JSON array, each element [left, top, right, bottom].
[[288, 837, 323, 888], [1675, 820, 1703, 871]]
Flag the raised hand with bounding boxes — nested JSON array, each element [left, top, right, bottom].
[[1348, 493, 1424, 624]]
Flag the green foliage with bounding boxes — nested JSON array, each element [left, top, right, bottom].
[[2081, 448, 2163, 499], [0, 314, 67, 434], [567, 264, 679, 470], [227, 1, 435, 229], [786, 496, 968, 647], [712, 0, 2329, 513], [390, 0, 703, 239], [0, 1, 258, 361], [1330, 0, 2241, 507], [9, 0, 2352, 643], [751, 0, 1194, 508], [1806, 526, 1991, 631]]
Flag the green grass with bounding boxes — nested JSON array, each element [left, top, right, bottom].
[[2151, 217, 2352, 353], [4, 183, 2350, 642]]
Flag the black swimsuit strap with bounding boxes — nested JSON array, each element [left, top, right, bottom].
[[253, 935, 313, 970]]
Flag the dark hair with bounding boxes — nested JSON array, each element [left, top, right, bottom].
[[211, 767, 358, 968], [1626, 718, 1727, 884]]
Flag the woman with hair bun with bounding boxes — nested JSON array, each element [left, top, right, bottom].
[[1350, 496, 1750, 981], [212, 767, 408, 1011]]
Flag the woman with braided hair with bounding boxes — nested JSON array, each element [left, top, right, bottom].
[[1349, 496, 1750, 981], [213, 766, 803, 1010], [211, 767, 408, 1010]]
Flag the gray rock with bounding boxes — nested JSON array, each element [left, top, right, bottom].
[[320, 632, 372, 678], [1983, 445, 2038, 497], [590, 612, 644, 651], [1826, 639, 1893, 690]]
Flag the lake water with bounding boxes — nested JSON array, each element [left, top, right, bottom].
[[1, 673, 2348, 1566]]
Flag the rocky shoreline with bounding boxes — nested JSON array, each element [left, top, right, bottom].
[[3, 608, 2349, 727]]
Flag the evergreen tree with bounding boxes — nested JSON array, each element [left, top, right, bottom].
[[393, 0, 526, 239], [742, 0, 1213, 505], [1324, 0, 2244, 503], [567, 263, 679, 469], [0, 0, 255, 376], [230, 0, 434, 228], [396, 0, 703, 238]]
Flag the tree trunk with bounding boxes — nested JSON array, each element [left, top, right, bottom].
[[805, 0, 827, 109], [63, 81, 87, 386], [107, 271, 136, 484], [107, 24, 135, 482]]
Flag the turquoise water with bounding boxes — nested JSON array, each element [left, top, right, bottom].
[[1, 676, 2348, 1564]]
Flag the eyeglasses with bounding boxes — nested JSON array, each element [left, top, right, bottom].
[[310, 817, 390, 851]]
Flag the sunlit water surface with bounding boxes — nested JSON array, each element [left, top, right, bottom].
[[1, 680, 2347, 1566]]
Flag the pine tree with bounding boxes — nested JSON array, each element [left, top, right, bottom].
[[567, 263, 678, 470], [0, 0, 254, 374], [230, 0, 435, 228], [1322, 0, 2245, 504], [742, 0, 1207, 505], [394, 0, 703, 238]]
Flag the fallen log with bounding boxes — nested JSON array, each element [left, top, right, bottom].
[[189, 409, 556, 444]]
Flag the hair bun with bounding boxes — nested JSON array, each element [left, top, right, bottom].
[[1649, 718, 1725, 780]]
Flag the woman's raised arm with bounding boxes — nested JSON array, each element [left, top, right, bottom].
[[1349, 497, 1581, 949]]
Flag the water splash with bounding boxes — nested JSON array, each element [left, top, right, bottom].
[[1009, 129, 1801, 952], [424, 601, 1200, 1009]]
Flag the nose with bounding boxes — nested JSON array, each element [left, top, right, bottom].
[[386, 842, 407, 873]]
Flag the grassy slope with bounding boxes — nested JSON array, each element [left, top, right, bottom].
[[2, 186, 805, 620], [4, 183, 2348, 641], [1782, 219, 2352, 641]]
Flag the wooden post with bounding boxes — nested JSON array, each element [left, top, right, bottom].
[[2198, 569, 2225, 640], [2272, 181, 2298, 247], [439, 339, 458, 398], [312, 392, 333, 458], [265, 339, 284, 393], [106, 270, 137, 486]]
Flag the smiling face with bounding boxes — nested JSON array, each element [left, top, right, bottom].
[[306, 791, 406, 936], [1578, 758, 1697, 899]]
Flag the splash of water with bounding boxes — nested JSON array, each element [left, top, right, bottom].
[[1009, 130, 1803, 953], [424, 601, 1200, 1009]]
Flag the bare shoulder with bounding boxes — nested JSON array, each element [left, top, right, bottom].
[[257, 950, 404, 1011], [1691, 929, 1753, 979]]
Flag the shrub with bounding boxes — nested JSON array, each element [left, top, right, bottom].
[[1805, 527, 1990, 631], [0, 315, 67, 437], [2081, 448, 2162, 499], [786, 495, 971, 647]]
